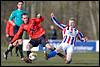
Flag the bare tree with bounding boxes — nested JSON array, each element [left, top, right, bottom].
[[89, 1, 97, 39]]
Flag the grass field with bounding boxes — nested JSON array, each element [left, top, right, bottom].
[[1, 45, 99, 66]]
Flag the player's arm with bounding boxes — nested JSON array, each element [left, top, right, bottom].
[[36, 14, 44, 24], [8, 11, 15, 26], [11, 24, 24, 44], [6, 21, 10, 37], [37, 14, 44, 22], [6, 21, 14, 37], [51, 13, 65, 30], [31, 14, 44, 25], [39, 16, 44, 22], [77, 30, 88, 42]]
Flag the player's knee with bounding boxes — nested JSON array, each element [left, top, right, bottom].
[[18, 39, 23, 44], [55, 47, 61, 53], [13, 42, 16, 46], [67, 53, 72, 61], [45, 43, 52, 49]]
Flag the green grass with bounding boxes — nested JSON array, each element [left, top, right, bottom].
[[1, 45, 99, 66]]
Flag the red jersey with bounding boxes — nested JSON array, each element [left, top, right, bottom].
[[6, 21, 14, 36], [11, 16, 45, 43]]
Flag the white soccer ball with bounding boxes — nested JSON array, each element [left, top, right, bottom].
[[29, 52, 37, 61]]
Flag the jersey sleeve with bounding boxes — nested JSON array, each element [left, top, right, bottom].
[[11, 24, 24, 43], [77, 30, 84, 42], [39, 16, 44, 22], [6, 21, 10, 34], [6, 21, 14, 36], [31, 16, 44, 26], [9, 11, 15, 21], [51, 16, 65, 30]]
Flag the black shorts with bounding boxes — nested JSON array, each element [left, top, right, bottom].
[[29, 35, 48, 47], [14, 25, 23, 39]]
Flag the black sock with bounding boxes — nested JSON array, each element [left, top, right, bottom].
[[15, 46, 19, 55], [10, 50, 12, 56], [5, 45, 14, 55], [57, 53, 65, 58], [27, 51, 31, 58], [18, 44, 24, 58], [50, 47, 65, 58]]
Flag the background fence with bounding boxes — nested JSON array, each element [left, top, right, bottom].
[[23, 39, 99, 52]]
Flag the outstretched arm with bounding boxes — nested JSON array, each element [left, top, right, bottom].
[[30, 14, 44, 25], [36, 13, 44, 22], [11, 25, 24, 43], [51, 13, 65, 30], [77, 30, 88, 42], [6, 21, 10, 37]]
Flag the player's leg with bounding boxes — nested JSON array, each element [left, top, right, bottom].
[[3, 43, 14, 60], [12, 40, 19, 57], [17, 39, 24, 60], [3, 36, 16, 60], [26, 43, 32, 58], [38, 35, 49, 58], [45, 43, 65, 58], [21, 42, 32, 63], [46, 45, 62, 60], [65, 53, 72, 64], [23, 39, 40, 63], [13, 25, 24, 60], [15, 45, 19, 56], [9, 36, 13, 56], [10, 49, 12, 56], [41, 35, 65, 59], [9, 37, 12, 56], [65, 45, 73, 64], [23, 42, 32, 63], [39, 35, 54, 59], [26, 39, 39, 58]]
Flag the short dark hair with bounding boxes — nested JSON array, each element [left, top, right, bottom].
[[17, 1, 24, 4], [21, 13, 28, 17], [22, 13, 28, 15]]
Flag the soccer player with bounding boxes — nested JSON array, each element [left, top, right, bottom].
[[3, 1, 25, 60], [9, 13, 64, 62], [5, 20, 14, 56], [5, 20, 19, 57], [45, 13, 88, 64]]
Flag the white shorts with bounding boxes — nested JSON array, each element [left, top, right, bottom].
[[58, 43, 74, 54]]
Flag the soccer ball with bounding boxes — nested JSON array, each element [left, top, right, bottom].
[[29, 52, 37, 61]]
